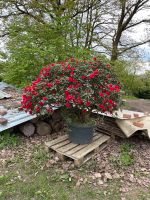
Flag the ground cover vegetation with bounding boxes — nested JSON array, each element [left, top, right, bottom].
[[0, 131, 150, 200]]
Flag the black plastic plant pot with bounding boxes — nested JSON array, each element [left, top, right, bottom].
[[68, 124, 94, 144]]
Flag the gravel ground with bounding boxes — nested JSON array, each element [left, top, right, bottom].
[[124, 99, 150, 113]]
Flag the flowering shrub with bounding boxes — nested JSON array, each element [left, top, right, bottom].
[[21, 58, 121, 122]]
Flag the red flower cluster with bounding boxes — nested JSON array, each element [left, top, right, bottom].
[[21, 58, 121, 115]]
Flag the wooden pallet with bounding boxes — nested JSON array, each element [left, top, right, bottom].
[[45, 133, 110, 167]]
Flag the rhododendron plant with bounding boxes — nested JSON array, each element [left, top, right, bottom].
[[21, 58, 121, 123]]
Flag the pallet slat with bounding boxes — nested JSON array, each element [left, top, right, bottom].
[[57, 133, 102, 153], [52, 139, 71, 149], [45, 133, 110, 166], [45, 135, 68, 147], [65, 134, 102, 156], [58, 143, 78, 153], [72, 135, 110, 159]]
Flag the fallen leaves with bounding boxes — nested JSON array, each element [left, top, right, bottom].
[[0, 132, 150, 197]]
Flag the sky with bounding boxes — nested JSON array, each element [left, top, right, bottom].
[[123, 8, 150, 73]]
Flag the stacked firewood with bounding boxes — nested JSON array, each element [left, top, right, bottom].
[[96, 117, 126, 138], [19, 109, 64, 137]]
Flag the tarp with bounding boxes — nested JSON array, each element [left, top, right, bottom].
[[116, 116, 150, 138]]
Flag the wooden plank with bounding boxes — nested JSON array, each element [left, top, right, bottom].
[[57, 143, 79, 153], [65, 134, 102, 156], [45, 132, 110, 167], [45, 135, 68, 148], [72, 135, 110, 159], [74, 143, 108, 167], [51, 139, 71, 150]]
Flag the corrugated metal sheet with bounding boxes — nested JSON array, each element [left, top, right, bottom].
[[0, 82, 14, 90], [0, 107, 58, 133], [0, 90, 11, 99], [0, 109, 37, 132]]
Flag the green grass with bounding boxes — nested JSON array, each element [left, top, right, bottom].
[[0, 170, 122, 200], [0, 130, 22, 150], [123, 95, 138, 100], [110, 142, 134, 167]]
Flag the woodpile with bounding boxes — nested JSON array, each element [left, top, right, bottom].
[[96, 117, 126, 138], [18, 109, 64, 137], [19, 122, 35, 137]]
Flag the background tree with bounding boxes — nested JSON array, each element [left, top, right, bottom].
[[96, 0, 150, 61], [0, 0, 150, 92]]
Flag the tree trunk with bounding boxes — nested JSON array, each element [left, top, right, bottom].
[[111, 47, 118, 61]]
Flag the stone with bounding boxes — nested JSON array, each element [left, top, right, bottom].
[[133, 113, 139, 118], [0, 109, 7, 116], [104, 172, 112, 180], [97, 180, 104, 185], [94, 172, 102, 178], [123, 114, 131, 119], [0, 118, 8, 125], [112, 173, 120, 179]]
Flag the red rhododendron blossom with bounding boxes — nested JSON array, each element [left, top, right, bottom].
[[43, 97, 48, 101], [99, 104, 106, 111], [89, 73, 96, 79], [82, 109, 87, 113], [33, 78, 41, 85], [66, 103, 71, 108], [39, 101, 44, 106], [114, 85, 120, 92], [65, 90, 70, 96], [55, 79, 61, 85], [68, 77, 77, 83], [81, 75, 87, 79], [66, 95, 75, 101], [46, 83, 53, 88], [21, 58, 121, 116], [36, 106, 40, 113], [105, 91, 110, 96], [93, 69, 99, 76], [70, 71, 74, 76], [86, 101, 91, 107], [99, 92, 104, 97], [75, 96, 83, 105]]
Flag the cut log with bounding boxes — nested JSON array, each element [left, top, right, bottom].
[[52, 110, 62, 121], [50, 120, 64, 132], [36, 121, 52, 136], [19, 122, 35, 137], [31, 118, 40, 124]]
